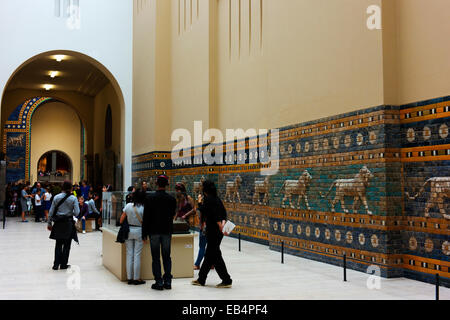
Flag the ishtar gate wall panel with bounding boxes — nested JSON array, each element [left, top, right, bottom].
[[132, 96, 450, 287]]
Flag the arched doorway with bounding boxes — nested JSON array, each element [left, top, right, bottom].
[[1, 50, 128, 189], [2, 97, 86, 183], [37, 150, 73, 183]]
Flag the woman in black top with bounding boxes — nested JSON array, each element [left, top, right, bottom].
[[192, 180, 232, 288]]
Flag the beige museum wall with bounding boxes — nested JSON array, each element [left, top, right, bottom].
[[133, 0, 173, 154], [215, 0, 384, 131], [133, 0, 450, 154], [133, 0, 385, 155], [170, 0, 211, 136], [93, 84, 122, 164], [393, 0, 450, 105], [30, 102, 81, 183]]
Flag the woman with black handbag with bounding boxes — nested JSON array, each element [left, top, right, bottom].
[[47, 181, 80, 270], [119, 190, 146, 285]]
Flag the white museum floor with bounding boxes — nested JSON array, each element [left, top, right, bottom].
[[0, 217, 448, 300]]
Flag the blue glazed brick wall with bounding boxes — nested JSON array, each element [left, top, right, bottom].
[[132, 98, 450, 287]]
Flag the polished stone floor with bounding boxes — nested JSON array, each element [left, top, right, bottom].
[[0, 217, 448, 300]]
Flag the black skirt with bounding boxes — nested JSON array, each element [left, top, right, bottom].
[[49, 217, 79, 243]]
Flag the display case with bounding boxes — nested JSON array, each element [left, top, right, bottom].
[[101, 191, 128, 230], [101, 191, 194, 281]]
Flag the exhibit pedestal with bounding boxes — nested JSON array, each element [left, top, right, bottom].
[[102, 227, 194, 281]]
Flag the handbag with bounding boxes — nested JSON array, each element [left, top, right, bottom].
[[116, 217, 129, 243]]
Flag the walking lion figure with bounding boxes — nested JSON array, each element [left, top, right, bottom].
[[252, 176, 271, 205], [6, 156, 24, 169], [277, 170, 312, 210], [405, 177, 450, 220], [321, 166, 374, 215], [7, 134, 25, 147], [225, 175, 243, 203]]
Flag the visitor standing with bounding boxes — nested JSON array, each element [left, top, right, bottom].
[[47, 181, 80, 270], [193, 196, 207, 270], [191, 180, 232, 288], [80, 181, 90, 200], [20, 184, 31, 222], [120, 190, 146, 285], [43, 186, 52, 222], [34, 189, 43, 222], [125, 186, 135, 204], [174, 183, 195, 222], [142, 175, 177, 290], [141, 181, 148, 193]]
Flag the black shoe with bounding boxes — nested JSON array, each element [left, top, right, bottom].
[[191, 279, 205, 286], [163, 283, 172, 290], [134, 280, 146, 285], [52, 265, 59, 271], [128, 280, 134, 285], [216, 281, 232, 288], [60, 265, 71, 270], [151, 283, 164, 291]]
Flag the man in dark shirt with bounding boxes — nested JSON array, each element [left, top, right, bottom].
[[80, 181, 90, 200], [142, 175, 177, 290]]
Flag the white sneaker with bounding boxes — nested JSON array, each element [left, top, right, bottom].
[[82, 231, 86, 234]]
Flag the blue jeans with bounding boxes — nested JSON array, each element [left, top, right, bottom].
[[150, 234, 172, 285], [194, 230, 207, 267], [126, 227, 144, 280]]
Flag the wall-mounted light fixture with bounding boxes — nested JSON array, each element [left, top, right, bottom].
[[54, 55, 66, 62], [43, 84, 54, 91], [49, 71, 59, 78]]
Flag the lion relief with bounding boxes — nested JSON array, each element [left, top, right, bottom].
[[252, 176, 271, 205], [277, 170, 312, 210], [225, 175, 243, 203], [321, 166, 374, 215], [406, 177, 450, 220]]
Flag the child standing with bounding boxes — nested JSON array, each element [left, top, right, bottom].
[[34, 190, 43, 222], [43, 187, 52, 223]]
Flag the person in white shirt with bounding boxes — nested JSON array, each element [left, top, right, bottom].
[[34, 189, 44, 223], [119, 190, 146, 285], [43, 186, 52, 223]]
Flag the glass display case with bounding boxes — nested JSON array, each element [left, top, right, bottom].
[[101, 191, 190, 233], [102, 192, 129, 231]]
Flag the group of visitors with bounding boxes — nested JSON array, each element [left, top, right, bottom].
[[5, 181, 52, 223], [45, 175, 233, 290], [4, 180, 105, 227], [37, 169, 65, 177], [121, 175, 232, 290]]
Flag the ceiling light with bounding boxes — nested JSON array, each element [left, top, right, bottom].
[[54, 55, 65, 62], [43, 84, 53, 91], [49, 71, 58, 78]]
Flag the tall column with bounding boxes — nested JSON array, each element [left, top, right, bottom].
[[51, 152, 57, 173]]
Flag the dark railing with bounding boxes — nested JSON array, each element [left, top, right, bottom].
[[37, 173, 71, 183]]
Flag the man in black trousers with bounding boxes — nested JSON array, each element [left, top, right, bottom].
[[142, 175, 177, 290]]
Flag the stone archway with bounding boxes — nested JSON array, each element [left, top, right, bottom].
[[3, 97, 86, 183], [1, 50, 130, 189]]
